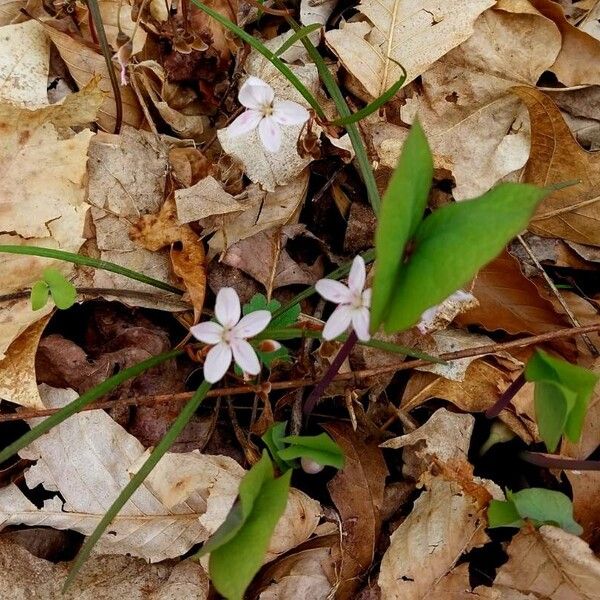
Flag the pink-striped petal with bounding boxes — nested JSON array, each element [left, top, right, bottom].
[[230, 338, 261, 375], [239, 76, 274, 109], [204, 342, 233, 383], [322, 304, 353, 340], [227, 109, 262, 138], [315, 279, 352, 304], [351, 307, 371, 342], [215, 287, 241, 328], [258, 116, 282, 152], [348, 255, 366, 294], [272, 100, 309, 126], [233, 310, 271, 338], [190, 321, 223, 344]]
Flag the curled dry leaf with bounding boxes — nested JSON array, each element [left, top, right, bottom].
[[0, 385, 321, 562], [515, 86, 600, 246], [175, 175, 244, 223], [323, 422, 388, 598], [325, 0, 494, 100], [43, 23, 143, 132], [378, 477, 490, 600], [0, 19, 49, 107], [0, 82, 102, 357], [491, 526, 600, 599], [0, 538, 210, 600], [399, 1, 562, 199]]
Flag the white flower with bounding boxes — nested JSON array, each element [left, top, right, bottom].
[[190, 287, 271, 383], [227, 76, 309, 153], [315, 256, 372, 342]]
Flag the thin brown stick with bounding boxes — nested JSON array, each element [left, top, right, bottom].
[[3, 323, 600, 423], [521, 451, 600, 471]]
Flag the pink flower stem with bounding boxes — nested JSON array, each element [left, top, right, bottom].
[[303, 331, 358, 416], [520, 451, 600, 471], [485, 372, 525, 419]]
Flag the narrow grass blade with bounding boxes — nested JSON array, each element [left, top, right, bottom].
[[64, 379, 212, 590], [0, 350, 182, 466], [274, 23, 321, 56], [190, 1, 325, 118], [0, 245, 183, 295]]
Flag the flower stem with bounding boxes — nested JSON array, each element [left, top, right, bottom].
[[520, 451, 600, 471], [485, 373, 526, 419], [303, 331, 358, 416]]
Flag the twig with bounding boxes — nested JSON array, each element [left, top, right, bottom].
[[3, 324, 600, 423], [517, 235, 599, 356], [485, 373, 526, 419], [520, 451, 600, 471]]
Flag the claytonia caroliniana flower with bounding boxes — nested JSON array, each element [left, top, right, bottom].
[[190, 288, 271, 384], [228, 76, 310, 153], [315, 255, 372, 342]]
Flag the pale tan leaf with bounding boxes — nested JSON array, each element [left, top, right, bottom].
[[493, 526, 600, 599], [0, 20, 49, 107], [325, 0, 494, 100], [175, 176, 244, 223]]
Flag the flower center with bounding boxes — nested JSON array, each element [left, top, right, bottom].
[[260, 103, 274, 117], [221, 327, 235, 344], [350, 292, 364, 310]]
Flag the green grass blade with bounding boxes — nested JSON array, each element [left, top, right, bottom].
[[189, 1, 325, 118], [274, 23, 321, 56], [0, 245, 183, 295], [331, 70, 407, 126], [284, 16, 381, 214], [64, 379, 212, 590], [0, 350, 182, 466]]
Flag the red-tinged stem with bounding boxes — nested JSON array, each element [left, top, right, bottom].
[[520, 451, 600, 471], [303, 331, 358, 416], [485, 373, 526, 419]]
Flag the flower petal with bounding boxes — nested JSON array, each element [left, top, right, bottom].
[[362, 287, 372, 308], [233, 310, 271, 338], [351, 307, 371, 342], [272, 100, 309, 126], [227, 109, 262, 138], [239, 76, 274, 109], [322, 304, 352, 340], [258, 116, 282, 152], [315, 279, 352, 304], [190, 321, 223, 344], [348, 255, 366, 294], [215, 287, 241, 327], [204, 342, 233, 383], [231, 338, 261, 375]]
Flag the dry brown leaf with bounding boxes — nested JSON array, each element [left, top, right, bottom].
[[0, 316, 50, 409], [325, 0, 494, 100], [398, 2, 561, 199], [323, 422, 388, 598], [0, 19, 49, 107], [0, 538, 210, 600], [175, 176, 243, 223], [0, 0, 26, 25], [417, 290, 478, 335], [378, 477, 490, 600], [0, 83, 101, 356], [515, 86, 600, 246], [492, 526, 600, 599], [457, 250, 568, 335], [43, 23, 143, 131], [566, 470, 600, 551]]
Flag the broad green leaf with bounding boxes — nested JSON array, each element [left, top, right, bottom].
[[534, 380, 575, 452], [262, 422, 292, 472], [279, 433, 345, 469], [244, 293, 300, 328], [383, 182, 548, 333], [196, 451, 273, 558], [525, 350, 599, 446], [371, 121, 433, 330], [488, 498, 523, 529], [30, 280, 49, 311], [208, 457, 292, 600], [43, 268, 77, 310]]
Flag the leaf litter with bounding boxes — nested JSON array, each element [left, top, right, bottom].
[[0, 0, 599, 598]]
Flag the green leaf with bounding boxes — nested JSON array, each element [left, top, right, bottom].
[[262, 422, 292, 471], [534, 380, 575, 452], [243, 293, 300, 328], [488, 498, 524, 529], [278, 433, 345, 469], [383, 182, 548, 333], [30, 280, 50, 311], [371, 121, 433, 330], [274, 23, 322, 56], [489, 489, 582, 536], [525, 350, 599, 448], [43, 268, 77, 310], [206, 453, 292, 600]]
